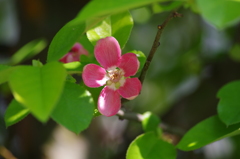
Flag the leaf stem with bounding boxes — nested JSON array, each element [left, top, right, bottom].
[[138, 11, 182, 84]]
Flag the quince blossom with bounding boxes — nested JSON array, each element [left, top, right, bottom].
[[82, 36, 142, 117], [59, 43, 88, 63]]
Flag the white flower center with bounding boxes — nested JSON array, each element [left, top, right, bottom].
[[106, 68, 125, 90]]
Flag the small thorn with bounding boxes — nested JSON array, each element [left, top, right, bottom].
[[158, 42, 160, 46]]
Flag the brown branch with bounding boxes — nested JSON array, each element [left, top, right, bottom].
[[138, 11, 182, 84]]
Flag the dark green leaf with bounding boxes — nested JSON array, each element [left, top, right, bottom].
[[176, 115, 240, 151], [196, 0, 240, 29], [9, 62, 67, 122], [217, 80, 240, 125], [77, 0, 165, 23], [47, 19, 86, 62], [4, 99, 29, 127], [51, 82, 94, 134], [126, 132, 176, 159]]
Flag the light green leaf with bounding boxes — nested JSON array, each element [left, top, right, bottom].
[[142, 111, 161, 134], [0, 65, 17, 85], [4, 99, 30, 127], [51, 82, 94, 134], [196, 0, 240, 29], [176, 115, 240, 151], [217, 81, 240, 125], [10, 38, 47, 65], [126, 132, 176, 159], [63, 61, 83, 74], [9, 62, 67, 122], [87, 11, 133, 49]]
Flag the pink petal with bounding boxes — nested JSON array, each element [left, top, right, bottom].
[[118, 78, 142, 100], [98, 86, 121, 117], [59, 53, 69, 63], [94, 37, 121, 70], [82, 64, 107, 87], [118, 53, 140, 77], [72, 43, 89, 56]]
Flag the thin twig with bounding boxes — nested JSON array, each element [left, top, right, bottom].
[[116, 109, 185, 136], [138, 11, 182, 84]]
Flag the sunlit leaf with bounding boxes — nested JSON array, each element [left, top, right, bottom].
[[9, 62, 67, 122], [126, 132, 176, 159], [176, 115, 240, 151], [87, 11, 133, 49], [4, 99, 29, 127], [217, 81, 240, 125], [142, 111, 161, 134], [51, 82, 94, 134]]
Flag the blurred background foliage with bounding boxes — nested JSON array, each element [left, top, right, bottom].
[[1, 0, 240, 159]]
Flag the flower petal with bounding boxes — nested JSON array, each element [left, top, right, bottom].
[[98, 86, 121, 117], [118, 53, 140, 77], [72, 43, 89, 56], [94, 37, 121, 70], [118, 78, 142, 100], [82, 64, 107, 87]]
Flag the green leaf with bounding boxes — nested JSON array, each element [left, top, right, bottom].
[[47, 19, 86, 62], [87, 11, 133, 49], [152, 1, 183, 14], [126, 132, 176, 159], [217, 81, 240, 125], [196, 0, 240, 29], [0, 65, 18, 85], [9, 62, 67, 122], [142, 111, 161, 134], [47, 0, 162, 62], [111, 11, 133, 48], [10, 38, 47, 65], [51, 82, 94, 134], [130, 50, 146, 73], [63, 61, 84, 74], [4, 99, 30, 127], [176, 115, 240, 151]]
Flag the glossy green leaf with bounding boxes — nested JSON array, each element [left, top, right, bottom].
[[142, 111, 161, 133], [126, 132, 176, 159], [77, 0, 164, 23], [47, 19, 86, 62], [196, 0, 240, 29], [4, 99, 30, 127], [0, 65, 17, 85], [130, 50, 146, 73], [10, 38, 47, 65], [87, 11, 133, 49], [87, 17, 111, 46], [217, 81, 240, 125], [152, 1, 183, 14], [176, 115, 240, 151], [63, 61, 84, 74], [9, 62, 67, 122], [51, 82, 94, 134]]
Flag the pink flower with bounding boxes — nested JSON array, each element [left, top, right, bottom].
[[82, 36, 142, 117], [59, 43, 89, 63]]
